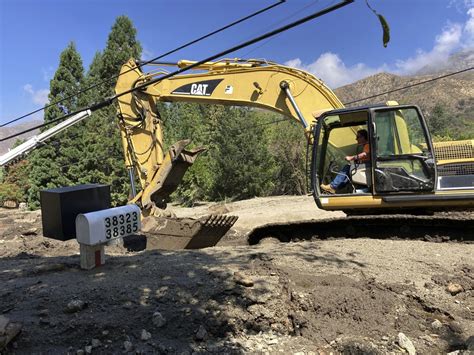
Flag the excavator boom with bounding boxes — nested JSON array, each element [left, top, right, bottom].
[[114, 58, 345, 249], [115, 58, 344, 212]]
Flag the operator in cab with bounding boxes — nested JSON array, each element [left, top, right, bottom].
[[320, 129, 370, 194]]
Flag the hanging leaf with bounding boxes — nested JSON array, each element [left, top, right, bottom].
[[378, 14, 390, 48], [365, 0, 390, 48]]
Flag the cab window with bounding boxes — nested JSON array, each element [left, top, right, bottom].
[[373, 107, 435, 193]]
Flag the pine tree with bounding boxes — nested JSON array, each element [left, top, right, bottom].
[[28, 42, 84, 208], [428, 104, 449, 137], [78, 16, 142, 205], [266, 116, 307, 195], [208, 107, 277, 201], [161, 102, 216, 204], [79, 51, 103, 108]]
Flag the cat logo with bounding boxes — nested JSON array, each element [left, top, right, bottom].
[[190, 83, 208, 95], [171, 79, 223, 97]]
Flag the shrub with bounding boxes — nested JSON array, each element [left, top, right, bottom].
[[0, 183, 23, 204]]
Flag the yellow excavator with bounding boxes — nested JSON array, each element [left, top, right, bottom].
[[3, 57, 471, 248], [113, 58, 474, 246], [115, 58, 474, 209]]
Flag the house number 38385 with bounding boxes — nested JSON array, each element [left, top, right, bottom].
[[104, 211, 139, 239]]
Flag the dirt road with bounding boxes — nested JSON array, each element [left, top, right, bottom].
[[1, 196, 473, 354]]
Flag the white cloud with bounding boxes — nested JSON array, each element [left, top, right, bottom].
[[464, 7, 474, 47], [285, 5, 474, 88], [285, 53, 386, 88], [449, 0, 474, 11], [394, 23, 462, 74], [23, 84, 49, 106]]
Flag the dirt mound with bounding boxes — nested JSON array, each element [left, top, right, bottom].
[[1, 196, 473, 353]]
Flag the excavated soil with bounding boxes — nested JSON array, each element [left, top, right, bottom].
[[1, 195, 473, 354]]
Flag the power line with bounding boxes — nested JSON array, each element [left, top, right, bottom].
[[117, 1, 354, 99], [237, 0, 322, 58], [3, 63, 472, 144], [0, 101, 111, 142], [0, 0, 286, 128], [228, 66, 474, 132], [344, 66, 474, 106], [1, 0, 354, 143]]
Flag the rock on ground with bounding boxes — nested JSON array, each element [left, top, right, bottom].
[[0, 196, 473, 353]]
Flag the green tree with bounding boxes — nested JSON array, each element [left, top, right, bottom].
[[208, 107, 277, 201], [3, 159, 30, 202], [28, 42, 84, 208], [1, 139, 29, 203], [78, 16, 142, 205], [428, 103, 449, 137], [162, 102, 215, 205], [1, 141, 30, 204], [266, 117, 307, 195], [427, 102, 474, 141], [162, 104, 309, 204], [78, 51, 103, 108]]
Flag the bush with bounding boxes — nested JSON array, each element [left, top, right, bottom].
[[0, 183, 23, 204]]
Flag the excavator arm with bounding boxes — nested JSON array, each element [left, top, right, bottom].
[[114, 58, 343, 214]]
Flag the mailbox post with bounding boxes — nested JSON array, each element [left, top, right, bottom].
[[75, 205, 141, 269]]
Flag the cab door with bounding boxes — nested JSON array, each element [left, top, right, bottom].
[[311, 109, 372, 209], [371, 106, 436, 193]]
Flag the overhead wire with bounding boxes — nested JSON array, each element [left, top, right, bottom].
[[3, 64, 472, 143], [114, 1, 354, 100], [0, 0, 286, 128], [237, 0, 323, 58], [0, 0, 354, 143], [4, 1, 471, 161], [239, 65, 474, 131]]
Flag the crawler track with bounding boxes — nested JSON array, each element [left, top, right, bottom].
[[247, 213, 474, 245]]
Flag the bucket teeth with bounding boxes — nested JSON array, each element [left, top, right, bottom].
[[200, 214, 238, 227], [141, 214, 238, 250]]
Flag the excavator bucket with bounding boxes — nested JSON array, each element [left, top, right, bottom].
[[129, 139, 238, 250], [140, 140, 207, 211], [141, 214, 238, 250]]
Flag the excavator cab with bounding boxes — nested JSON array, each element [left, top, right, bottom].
[[311, 104, 439, 213]]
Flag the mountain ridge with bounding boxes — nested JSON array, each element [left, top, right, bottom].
[[334, 50, 474, 121], [0, 121, 42, 155]]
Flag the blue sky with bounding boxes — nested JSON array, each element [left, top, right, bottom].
[[1, 0, 473, 125]]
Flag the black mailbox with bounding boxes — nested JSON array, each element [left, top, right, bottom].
[[40, 184, 111, 241]]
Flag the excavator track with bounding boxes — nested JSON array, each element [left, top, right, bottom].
[[247, 213, 474, 245]]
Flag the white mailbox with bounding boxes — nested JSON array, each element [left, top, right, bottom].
[[76, 205, 141, 246]]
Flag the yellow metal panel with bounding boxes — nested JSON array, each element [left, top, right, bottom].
[[320, 190, 474, 210]]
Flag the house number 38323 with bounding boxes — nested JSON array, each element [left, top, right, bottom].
[[104, 211, 139, 239]]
